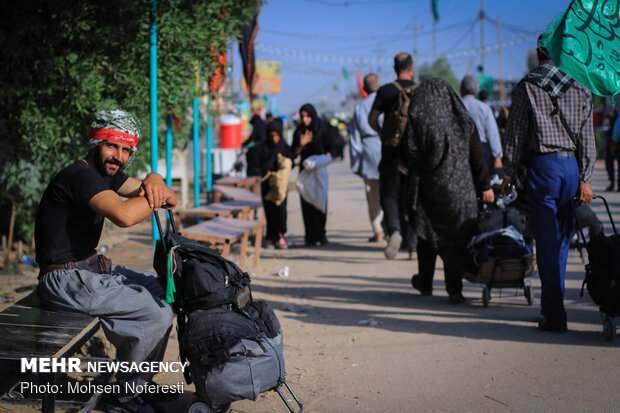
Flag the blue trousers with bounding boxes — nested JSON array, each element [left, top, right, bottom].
[[527, 155, 579, 325]]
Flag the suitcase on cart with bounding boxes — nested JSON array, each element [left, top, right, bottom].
[[465, 204, 536, 307], [153, 210, 303, 413], [573, 195, 620, 342]]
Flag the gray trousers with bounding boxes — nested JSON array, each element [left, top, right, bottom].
[[363, 178, 383, 235], [37, 265, 174, 401]]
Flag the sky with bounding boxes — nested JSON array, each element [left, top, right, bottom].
[[230, 0, 574, 116]]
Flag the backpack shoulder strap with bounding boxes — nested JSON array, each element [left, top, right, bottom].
[[392, 80, 404, 91], [404, 83, 419, 94]]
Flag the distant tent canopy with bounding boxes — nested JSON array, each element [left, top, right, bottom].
[[239, 11, 260, 102], [539, 0, 620, 97]]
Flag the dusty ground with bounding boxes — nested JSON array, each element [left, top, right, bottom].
[[1, 158, 620, 413]]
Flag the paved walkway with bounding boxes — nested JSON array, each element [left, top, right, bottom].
[[103, 158, 620, 413]]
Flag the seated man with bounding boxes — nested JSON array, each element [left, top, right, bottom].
[[35, 109, 178, 413]]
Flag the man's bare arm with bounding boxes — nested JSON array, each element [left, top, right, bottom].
[[88, 190, 155, 228], [117, 173, 177, 210], [368, 109, 382, 136]]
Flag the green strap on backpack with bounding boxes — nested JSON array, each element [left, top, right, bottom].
[[165, 246, 179, 303], [539, 0, 620, 98]]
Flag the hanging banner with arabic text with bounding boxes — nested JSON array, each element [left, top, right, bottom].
[[539, 0, 620, 97], [252, 61, 282, 95]]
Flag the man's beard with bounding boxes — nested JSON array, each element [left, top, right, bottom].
[[94, 146, 125, 177]]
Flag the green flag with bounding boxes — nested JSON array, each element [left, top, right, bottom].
[[539, 0, 620, 97], [342, 67, 350, 80], [431, 0, 439, 22]]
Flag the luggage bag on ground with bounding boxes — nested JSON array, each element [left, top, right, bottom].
[[465, 204, 536, 308], [153, 210, 303, 412], [572, 195, 620, 342]]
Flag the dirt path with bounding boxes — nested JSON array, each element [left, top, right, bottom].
[[2, 158, 619, 412]]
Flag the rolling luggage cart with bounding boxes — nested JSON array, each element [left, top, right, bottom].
[[465, 201, 537, 308], [154, 210, 303, 413], [465, 252, 536, 308], [572, 195, 620, 342]]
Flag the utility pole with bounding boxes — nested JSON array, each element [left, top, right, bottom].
[[497, 17, 505, 103], [433, 20, 437, 60], [479, 0, 485, 75], [412, 16, 421, 82], [371, 43, 386, 76]]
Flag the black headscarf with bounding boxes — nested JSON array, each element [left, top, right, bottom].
[[246, 113, 266, 145], [293, 103, 328, 165], [266, 118, 284, 143], [405, 77, 489, 269]]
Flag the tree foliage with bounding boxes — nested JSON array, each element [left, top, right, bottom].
[[418, 56, 460, 92], [0, 0, 261, 243]]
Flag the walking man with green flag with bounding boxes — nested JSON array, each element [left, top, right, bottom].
[[501, 39, 596, 333]]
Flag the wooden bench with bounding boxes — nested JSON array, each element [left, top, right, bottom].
[[0, 292, 100, 413], [214, 176, 261, 196], [212, 185, 261, 203], [175, 200, 263, 229], [180, 217, 263, 269]]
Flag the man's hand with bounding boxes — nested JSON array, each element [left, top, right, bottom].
[[501, 176, 514, 196], [493, 157, 503, 168], [481, 188, 495, 204], [139, 173, 177, 210], [577, 182, 593, 204]]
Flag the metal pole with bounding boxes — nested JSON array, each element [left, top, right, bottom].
[[206, 94, 213, 203], [165, 114, 173, 187], [193, 62, 200, 207], [165, 113, 173, 230], [433, 20, 437, 60], [413, 16, 419, 83], [498, 17, 505, 103], [149, 0, 159, 241], [193, 97, 200, 207], [480, 0, 485, 75]]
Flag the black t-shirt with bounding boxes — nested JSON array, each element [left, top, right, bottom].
[[371, 79, 416, 113], [35, 161, 129, 265]]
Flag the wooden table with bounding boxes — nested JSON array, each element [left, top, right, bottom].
[[214, 176, 261, 195], [175, 200, 263, 229], [180, 217, 263, 269], [212, 185, 261, 203]]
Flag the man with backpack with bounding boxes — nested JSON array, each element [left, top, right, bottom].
[[35, 109, 178, 412], [368, 52, 417, 259], [501, 40, 595, 334]]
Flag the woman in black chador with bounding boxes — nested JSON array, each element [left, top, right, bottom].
[[405, 78, 493, 303], [247, 118, 292, 249], [292, 103, 332, 246]]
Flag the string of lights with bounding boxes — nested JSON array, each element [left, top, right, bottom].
[[255, 31, 538, 66]]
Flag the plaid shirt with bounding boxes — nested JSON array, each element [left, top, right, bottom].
[[503, 61, 596, 183]]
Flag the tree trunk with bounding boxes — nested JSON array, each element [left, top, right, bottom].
[[8, 200, 15, 251]]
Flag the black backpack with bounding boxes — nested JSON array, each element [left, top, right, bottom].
[[153, 221, 252, 312], [152, 212, 302, 412]]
